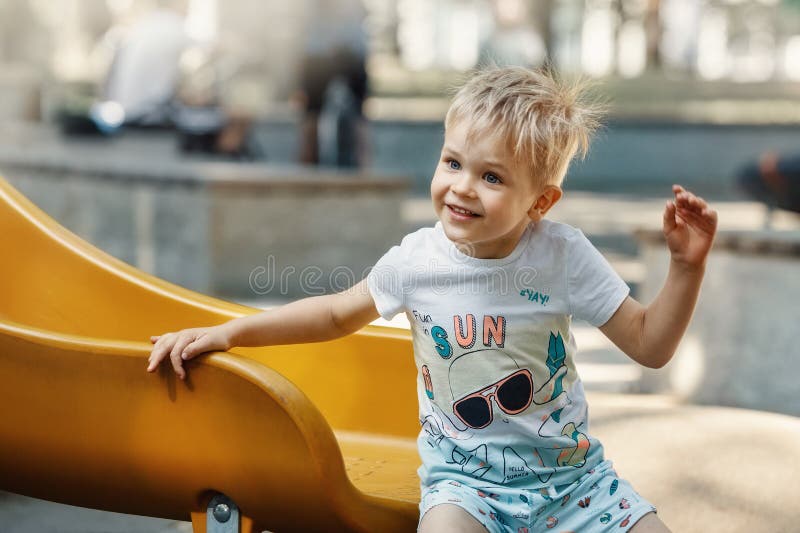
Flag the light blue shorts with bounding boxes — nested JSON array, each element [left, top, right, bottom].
[[419, 460, 656, 532]]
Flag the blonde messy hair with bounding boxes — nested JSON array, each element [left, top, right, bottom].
[[445, 65, 604, 188]]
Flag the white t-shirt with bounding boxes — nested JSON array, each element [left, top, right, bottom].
[[368, 219, 629, 489]]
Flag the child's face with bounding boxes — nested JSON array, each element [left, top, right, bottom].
[[431, 120, 544, 259]]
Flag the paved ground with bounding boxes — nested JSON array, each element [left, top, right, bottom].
[[3, 193, 798, 532], [589, 392, 800, 533]]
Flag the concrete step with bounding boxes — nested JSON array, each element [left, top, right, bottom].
[[0, 491, 191, 533]]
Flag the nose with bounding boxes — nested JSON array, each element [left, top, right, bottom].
[[450, 172, 476, 197]]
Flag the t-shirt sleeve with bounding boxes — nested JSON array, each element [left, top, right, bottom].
[[566, 230, 630, 327], [367, 243, 409, 320]]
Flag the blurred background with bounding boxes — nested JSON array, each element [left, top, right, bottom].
[[6, 0, 800, 187], [1, 0, 799, 531]]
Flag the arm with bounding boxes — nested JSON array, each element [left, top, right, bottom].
[[147, 278, 379, 379], [225, 278, 379, 346], [599, 185, 718, 369]]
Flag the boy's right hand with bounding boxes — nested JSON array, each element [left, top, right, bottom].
[[146, 325, 233, 380]]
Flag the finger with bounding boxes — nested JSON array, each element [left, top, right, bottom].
[[677, 204, 714, 220], [149, 332, 182, 371], [676, 193, 704, 215], [147, 333, 175, 372], [147, 343, 171, 372], [674, 212, 687, 228], [182, 334, 211, 360], [150, 335, 160, 343], [701, 209, 719, 234], [678, 198, 702, 215], [168, 350, 186, 380], [676, 207, 717, 234], [679, 211, 717, 233], [151, 332, 173, 350], [672, 184, 684, 194], [688, 195, 707, 211], [663, 201, 677, 233], [676, 207, 706, 225], [690, 202, 715, 221], [674, 188, 694, 205], [169, 334, 196, 379], [170, 333, 196, 361]]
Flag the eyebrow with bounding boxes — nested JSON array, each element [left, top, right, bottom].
[[443, 146, 511, 175]]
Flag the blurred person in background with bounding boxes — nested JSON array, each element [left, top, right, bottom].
[[481, 0, 547, 68], [101, 0, 190, 127], [172, 44, 263, 160], [295, 0, 369, 168], [738, 151, 800, 219]]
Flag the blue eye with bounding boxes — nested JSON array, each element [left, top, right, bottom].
[[484, 173, 501, 184], [447, 159, 461, 170]]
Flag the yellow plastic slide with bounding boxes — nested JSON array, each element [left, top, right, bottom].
[[0, 176, 421, 532]]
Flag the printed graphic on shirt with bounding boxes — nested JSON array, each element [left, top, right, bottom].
[[430, 314, 507, 358], [519, 287, 551, 306], [419, 314, 592, 484], [448, 349, 555, 430], [503, 446, 553, 484], [547, 332, 567, 398], [422, 365, 434, 399]]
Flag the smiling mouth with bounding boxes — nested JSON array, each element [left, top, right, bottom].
[[447, 204, 480, 217]]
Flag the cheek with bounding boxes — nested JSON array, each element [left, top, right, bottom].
[[480, 194, 506, 212], [430, 173, 447, 199]]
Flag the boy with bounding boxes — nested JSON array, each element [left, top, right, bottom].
[[148, 67, 716, 532]]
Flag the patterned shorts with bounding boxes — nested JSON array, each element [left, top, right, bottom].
[[419, 461, 656, 532]]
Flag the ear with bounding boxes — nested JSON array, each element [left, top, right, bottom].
[[528, 185, 563, 222]]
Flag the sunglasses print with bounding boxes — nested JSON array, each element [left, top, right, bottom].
[[452, 368, 533, 429]]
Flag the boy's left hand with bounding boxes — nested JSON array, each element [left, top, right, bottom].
[[663, 184, 718, 268]]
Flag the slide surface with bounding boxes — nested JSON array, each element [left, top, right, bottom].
[[0, 176, 420, 532]]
